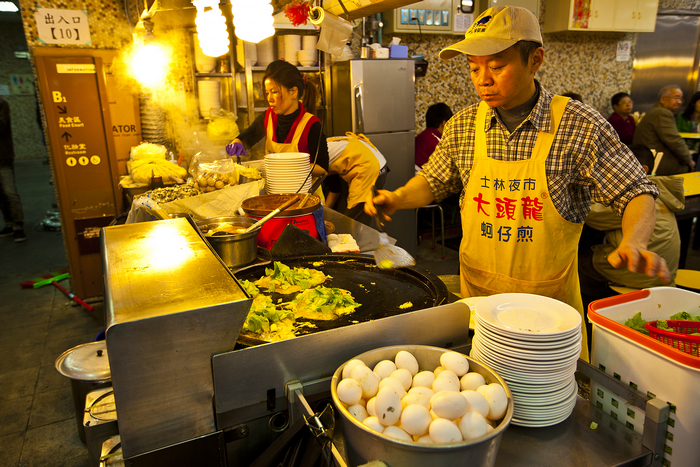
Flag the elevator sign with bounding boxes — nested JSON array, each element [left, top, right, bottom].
[[35, 9, 91, 45]]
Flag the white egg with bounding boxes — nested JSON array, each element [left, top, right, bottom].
[[400, 404, 432, 436], [342, 359, 367, 379], [429, 418, 463, 444], [430, 391, 469, 420], [383, 425, 412, 441], [351, 364, 380, 399], [413, 370, 436, 388], [366, 397, 377, 417], [347, 404, 369, 422], [362, 416, 385, 433], [373, 360, 397, 380], [375, 386, 403, 426], [460, 372, 486, 391], [486, 424, 495, 433], [430, 409, 439, 420], [485, 418, 496, 427], [458, 411, 488, 440], [477, 384, 508, 420], [416, 435, 434, 445], [440, 352, 470, 377], [337, 378, 363, 405], [433, 366, 445, 376], [402, 392, 430, 410], [408, 386, 435, 399], [378, 377, 407, 398], [395, 350, 419, 376], [390, 368, 413, 391], [461, 390, 490, 418], [432, 373, 460, 393]]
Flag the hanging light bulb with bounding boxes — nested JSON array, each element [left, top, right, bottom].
[[130, 21, 170, 88], [193, 0, 230, 57], [231, 0, 274, 44]]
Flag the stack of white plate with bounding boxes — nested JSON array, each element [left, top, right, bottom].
[[197, 80, 221, 118], [256, 37, 275, 67], [264, 152, 312, 194], [284, 35, 301, 66], [469, 293, 582, 428]]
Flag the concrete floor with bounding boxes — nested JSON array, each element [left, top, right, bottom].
[[0, 159, 697, 466]]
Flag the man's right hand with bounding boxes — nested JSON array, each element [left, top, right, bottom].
[[689, 159, 696, 171], [226, 141, 247, 157], [365, 189, 400, 222]]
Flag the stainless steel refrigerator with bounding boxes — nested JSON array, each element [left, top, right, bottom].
[[329, 59, 417, 255]]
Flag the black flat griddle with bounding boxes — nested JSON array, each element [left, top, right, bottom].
[[233, 254, 449, 346]]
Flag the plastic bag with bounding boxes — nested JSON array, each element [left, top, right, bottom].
[[207, 110, 239, 142], [189, 152, 239, 193]]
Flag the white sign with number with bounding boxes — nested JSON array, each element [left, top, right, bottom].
[[616, 41, 631, 61], [35, 8, 91, 45]]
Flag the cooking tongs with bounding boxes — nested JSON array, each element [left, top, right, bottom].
[[371, 187, 416, 269], [242, 196, 299, 234]]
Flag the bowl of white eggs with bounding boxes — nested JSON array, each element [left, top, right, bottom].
[[331, 345, 513, 467]]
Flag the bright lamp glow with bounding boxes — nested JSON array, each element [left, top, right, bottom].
[[231, 0, 274, 44], [194, 0, 230, 57], [131, 43, 169, 87]]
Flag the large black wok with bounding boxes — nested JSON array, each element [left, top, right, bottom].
[[232, 254, 449, 345]]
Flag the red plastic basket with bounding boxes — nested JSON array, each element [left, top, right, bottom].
[[644, 320, 700, 357]]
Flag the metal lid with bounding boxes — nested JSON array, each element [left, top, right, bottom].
[[241, 194, 320, 217], [55, 341, 111, 381]]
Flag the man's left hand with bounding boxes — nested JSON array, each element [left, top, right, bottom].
[[607, 245, 671, 283]]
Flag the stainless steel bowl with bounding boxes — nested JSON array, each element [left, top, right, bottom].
[[331, 345, 513, 467], [195, 216, 261, 268]]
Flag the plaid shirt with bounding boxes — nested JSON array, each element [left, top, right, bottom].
[[421, 83, 659, 223]]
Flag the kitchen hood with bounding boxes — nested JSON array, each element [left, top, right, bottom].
[[147, 0, 420, 31]]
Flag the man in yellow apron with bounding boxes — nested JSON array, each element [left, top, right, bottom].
[[365, 6, 670, 360]]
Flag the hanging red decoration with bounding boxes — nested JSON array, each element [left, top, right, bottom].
[[283, 0, 312, 27]]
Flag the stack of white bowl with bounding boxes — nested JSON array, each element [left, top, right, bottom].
[[197, 80, 221, 118], [298, 35, 318, 67], [469, 293, 582, 428], [193, 33, 216, 73], [284, 35, 301, 66], [276, 35, 286, 61], [256, 36, 275, 68], [264, 152, 312, 194]]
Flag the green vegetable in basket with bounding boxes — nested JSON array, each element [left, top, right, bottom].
[[656, 319, 671, 331], [624, 312, 649, 336], [691, 333, 700, 336], [669, 311, 700, 321]]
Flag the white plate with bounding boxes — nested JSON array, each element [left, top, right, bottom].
[[475, 313, 581, 342], [511, 410, 574, 427], [512, 380, 578, 408], [476, 293, 582, 338], [505, 376, 573, 394], [265, 152, 310, 160], [469, 348, 576, 384], [474, 331, 581, 361], [472, 336, 580, 371], [474, 321, 582, 349]]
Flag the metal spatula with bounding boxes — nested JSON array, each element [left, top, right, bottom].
[[372, 187, 416, 269]]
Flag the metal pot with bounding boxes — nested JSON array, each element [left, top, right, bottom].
[[196, 216, 261, 268], [55, 341, 112, 444], [331, 345, 513, 467]]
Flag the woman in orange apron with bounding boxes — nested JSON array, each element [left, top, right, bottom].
[[227, 60, 328, 180]]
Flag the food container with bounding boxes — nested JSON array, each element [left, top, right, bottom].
[[241, 194, 321, 250], [331, 345, 513, 467], [55, 341, 112, 444], [588, 287, 700, 467], [195, 216, 261, 268]]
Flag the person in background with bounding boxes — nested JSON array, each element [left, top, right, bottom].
[[324, 132, 389, 226], [226, 60, 329, 177], [561, 92, 582, 102], [0, 97, 26, 243], [415, 103, 453, 168], [676, 90, 700, 165], [607, 92, 636, 146], [633, 85, 695, 174], [366, 6, 669, 361], [579, 144, 683, 316]]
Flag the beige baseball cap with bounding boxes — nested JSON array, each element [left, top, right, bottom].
[[439, 6, 543, 60]]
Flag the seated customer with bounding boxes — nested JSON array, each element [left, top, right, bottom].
[[607, 92, 636, 146], [324, 132, 388, 226], [415, 103, 453, 168], [633, 85, 695, 174], [676, 90, 700, 163], [579, 144, 684, 310]]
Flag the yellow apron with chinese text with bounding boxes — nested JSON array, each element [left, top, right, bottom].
[[265, 111, 324, 202], [460, 96, 588, 360], [327, 132, 381, 209]]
